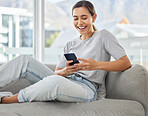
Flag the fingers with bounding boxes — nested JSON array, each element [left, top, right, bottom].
[[66, 66, 82, 75], [65, 60, 81, 74], [77, 58, 87, 62], [74, 62, 89, 67], [74, 62, 90, 71], [65, 58, 91, 73], [66, 60, 73, 66]]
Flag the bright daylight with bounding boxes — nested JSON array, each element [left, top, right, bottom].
[[0, 0, 148, 116]]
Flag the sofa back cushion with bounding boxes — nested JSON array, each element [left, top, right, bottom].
[[105, 64, 148, 116]]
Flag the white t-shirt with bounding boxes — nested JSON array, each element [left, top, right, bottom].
[[56, 29, 126, 84]]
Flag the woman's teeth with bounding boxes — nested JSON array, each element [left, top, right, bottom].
[[78, 26, 86, 29]]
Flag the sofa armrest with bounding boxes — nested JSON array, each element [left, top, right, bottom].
[[106, 64, 148, 116]]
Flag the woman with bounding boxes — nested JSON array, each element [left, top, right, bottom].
[[0, 0, 131, 104]]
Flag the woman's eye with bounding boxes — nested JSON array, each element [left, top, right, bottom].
[[82, 18, 87, 20], [74, 18, 78, 20]]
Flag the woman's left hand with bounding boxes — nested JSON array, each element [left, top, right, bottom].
[[74, 58, 98, 71]]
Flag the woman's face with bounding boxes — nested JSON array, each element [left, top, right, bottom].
[[73, 7, 96, 39]]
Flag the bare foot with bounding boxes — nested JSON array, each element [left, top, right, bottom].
[[2, 94, 19, 104]]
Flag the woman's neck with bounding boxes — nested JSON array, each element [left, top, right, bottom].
[[80, 30, 95, 40]]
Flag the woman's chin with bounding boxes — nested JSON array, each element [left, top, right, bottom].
[[78, 30, 87, 35]]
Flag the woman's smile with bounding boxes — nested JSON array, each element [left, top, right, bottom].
[[77, 26, 87, 31], [73, 7, 96, 40]]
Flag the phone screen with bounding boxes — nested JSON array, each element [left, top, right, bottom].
[[64, 53, 79, 65]]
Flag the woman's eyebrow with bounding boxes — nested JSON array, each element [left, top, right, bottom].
[[73, 15, 87, 17], [73, 15, 78, 17], [81, 15, 87, 17]]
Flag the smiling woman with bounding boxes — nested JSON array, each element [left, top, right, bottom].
[[72, 7, 97, 40], [1, 0, 148, 67], [0, 0, 131, 104]]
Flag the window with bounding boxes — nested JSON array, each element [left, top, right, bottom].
[[1, 0, 148, 69], [0, 0, 34, 62], [44, 0, 76, 63]]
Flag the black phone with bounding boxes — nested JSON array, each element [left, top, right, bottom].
[[64, 53, 80, 66]]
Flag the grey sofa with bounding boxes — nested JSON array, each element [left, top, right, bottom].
[[0, 63, 147, 116]]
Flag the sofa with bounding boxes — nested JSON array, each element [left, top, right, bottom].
[[0, 63, 147, 116]]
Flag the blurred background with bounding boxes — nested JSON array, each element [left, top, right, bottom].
[[0, 0, 148, 68]]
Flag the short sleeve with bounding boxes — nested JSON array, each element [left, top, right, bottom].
[[102, 29, 126, 60]]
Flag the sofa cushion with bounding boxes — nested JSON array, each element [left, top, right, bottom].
[[0, 79, 30, 94], [0, 112, 18, 116], [0, 99, 144, 116], [106, 64, 148, 116]]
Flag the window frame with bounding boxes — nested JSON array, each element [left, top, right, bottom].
[[33, 0, 45, 62]]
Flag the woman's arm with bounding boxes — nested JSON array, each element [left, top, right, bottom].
[[97, 55, 131, 71], [75, 55, 131, 72]]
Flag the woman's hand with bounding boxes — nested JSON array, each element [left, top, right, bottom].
[[55, 60, 82, 77], [74, 58, 98, 71], [64, 60, 82, 75]]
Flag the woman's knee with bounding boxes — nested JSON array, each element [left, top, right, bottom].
[[24, 75, 65, 102], [43, 75, 66, 86], [16, 55, 30, 62], [38, 75, 68, 96], [17, 55, 36, 66]]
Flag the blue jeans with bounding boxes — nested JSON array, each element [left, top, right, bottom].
[[0, 55, 98, 102]]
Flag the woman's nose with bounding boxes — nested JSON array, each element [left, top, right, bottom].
[[78, 19, 83, 25]]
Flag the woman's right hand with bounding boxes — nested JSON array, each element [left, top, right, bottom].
[[64, 60, 81, 75], [55, 60, 81, 77]]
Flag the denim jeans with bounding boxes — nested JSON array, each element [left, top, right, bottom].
[[0, 55, 98, 103]]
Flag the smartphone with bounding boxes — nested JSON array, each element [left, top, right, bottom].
[[64, 53, 80, 66]]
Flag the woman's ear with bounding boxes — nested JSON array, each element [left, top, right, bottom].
[[92, 14, 97, 23]]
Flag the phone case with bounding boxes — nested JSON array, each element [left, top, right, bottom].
[[64, 53, 79, 65]]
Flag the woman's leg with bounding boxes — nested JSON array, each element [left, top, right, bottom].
[[17, 75, 97, 103], [0, 55, 55, 88], [1, 75, 97, 103]]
